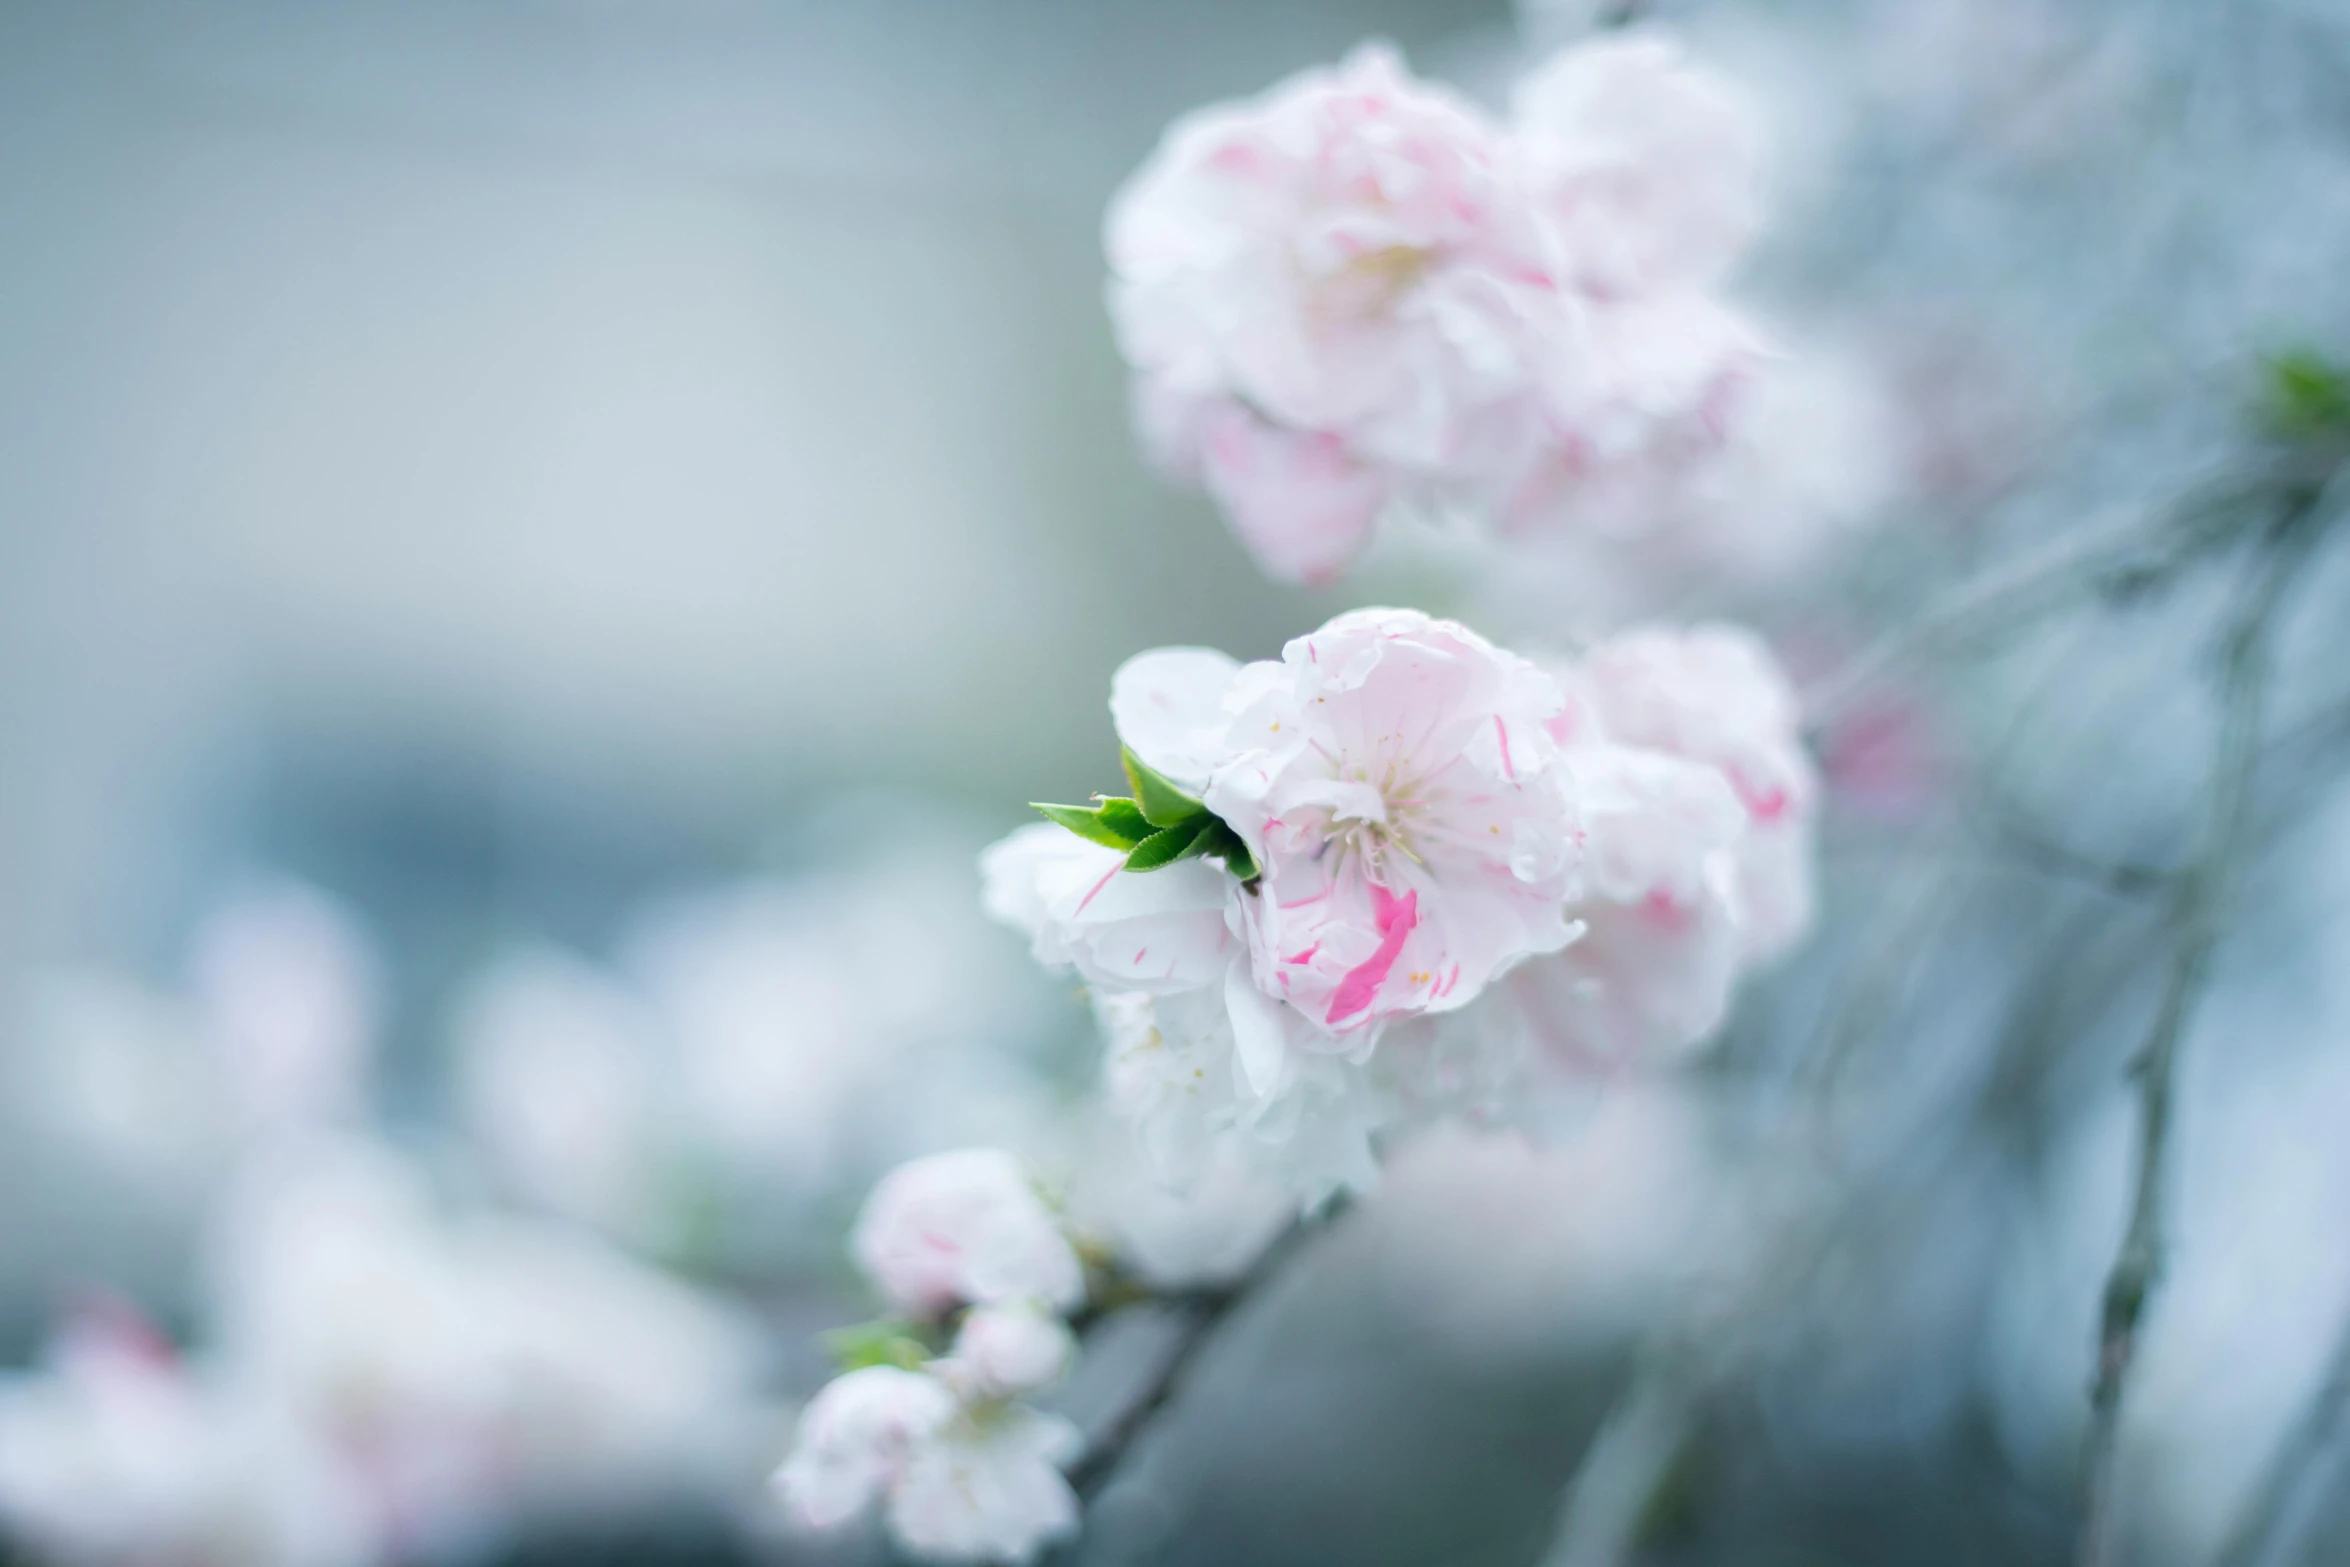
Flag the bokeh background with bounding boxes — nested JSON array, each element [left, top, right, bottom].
[[6, 1, 2350, 1564]]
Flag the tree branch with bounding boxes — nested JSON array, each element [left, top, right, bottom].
[[1803, 465, 2294, 735], [1537, 1358, 1695, 1567], [2075, 503, 2328, 1567], [1063, 1198, 1348, 1505]]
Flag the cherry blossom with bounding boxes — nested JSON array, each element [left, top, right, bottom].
[[1512, 33, 1765, 295], [1579, 623, 1818, 964], [936, 1306, 1076, 1402], [1513, 744, 1748, 1067], [979, 824, 1235, 997], [1108, 42, 1552, 478], [1093, 983, 1383, 1202], [1134, 384, 1391, 587], [988, 609, 1592, 1195], [773, 1365, 959, 1532], [887, 1405, 1081, 1564], [0, 1305, 374, 1567], [850, 1149, 1084, 1318], [1106, 34, 1803, 589], [1204, 609, 1585, 1056]]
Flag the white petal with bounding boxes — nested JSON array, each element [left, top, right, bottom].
[[1112, 646, 1242, 791]]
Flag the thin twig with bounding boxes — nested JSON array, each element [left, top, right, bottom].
[[2075, 503, 2327, 1567], [1979, 804, 2176, 900], [2211, 1303, 2350, 1567], [1063, 1198, 1347, 1503], [1804, 467, 2288, 734]]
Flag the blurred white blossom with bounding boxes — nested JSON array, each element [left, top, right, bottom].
[[773, 1367, 1079, 1565], [850, 1148, 1085, 1318]]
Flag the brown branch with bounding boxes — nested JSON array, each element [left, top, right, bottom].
[[2075, 503, 2329, 1567], [1062, 1197, 1348, 1505]]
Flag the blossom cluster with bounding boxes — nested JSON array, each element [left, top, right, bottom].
[[0, 1137, 769, 1567], [1109, 33, 1780, 587], [983, 607, 1816, 1197], [1517, 622, 1817, 1069], [772, 1149, 1087, 1565]]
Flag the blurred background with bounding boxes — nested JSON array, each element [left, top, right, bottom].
[[5, 0, 2350, 1564]]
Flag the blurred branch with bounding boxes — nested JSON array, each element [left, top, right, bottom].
[[1062, 1198, 1348, 1508], [2076, 496, 2333, 1567], [1804, 462, 2308, 734], [1538, 1359, 1695, 1567], [1976, 801, 2177, 900], [2211, 1302, 2350, 1567]]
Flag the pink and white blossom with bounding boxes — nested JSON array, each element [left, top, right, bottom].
[[986, 610, 1593, 1196], [1107, 34, 1803, 588], [1204, 609, 1585, 1055], [1135, 385, 1391, 587], [937, 1307, 1076, 1403], [850, 1149, 1084, 1318], [1108, 43, 1552, 477], [888, 1405, 1081, 1564], [773, 1366, 958, 1532], [1484, 343, 1895, 625], [1093, 985, 1382, 1202], [1514, 745, 1748, 1066], [1579, 624, 1818, 964], [979, 824, 1236, 996], [774, 1369, 1080, 1564], [1512, 34, 1765, 295], [0, 1305, 375, 1567]]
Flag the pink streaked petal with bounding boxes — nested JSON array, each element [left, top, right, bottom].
[[1074, 864, 1123, 915], [1327, 887, 1419, 1025]]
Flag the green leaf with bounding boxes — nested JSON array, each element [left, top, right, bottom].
[[2262, 349, 2350, 438], [1096, 797, 1152, 842], [1200, 824, 1259, 882], [1122, 817, 1210, 871], [1032, 801, 1145, 850], [1121, 746, 1209, 829], [822, 1321, 930, 1373]]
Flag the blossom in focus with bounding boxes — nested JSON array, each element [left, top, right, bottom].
[[850, 1148, 1084, 1318], [989, 609, 1592, 1197], [1204, 609, 1585, 1055], [979, 824, 1236, 997]]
